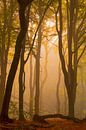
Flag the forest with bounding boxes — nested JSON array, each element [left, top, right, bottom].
[[0, 0, 86, 129]]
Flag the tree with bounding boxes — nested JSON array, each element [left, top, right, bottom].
[[0, 0, 15, 113], [19, 4, 31, 120], [0, 0, 34, 122], [34, 0, 42, 115], [19, 38, 25, 120], [29, 53, 34, 118], [56, 0, 86, 117]]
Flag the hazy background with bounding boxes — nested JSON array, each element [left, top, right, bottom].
[[9, 45, 86, 119]]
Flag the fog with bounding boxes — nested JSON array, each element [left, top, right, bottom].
[[9, 45, 86, 119]]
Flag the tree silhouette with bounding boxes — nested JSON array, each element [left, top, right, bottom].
[[0, 0, 34, 122]]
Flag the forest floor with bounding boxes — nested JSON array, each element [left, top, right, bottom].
[[0, 118, 86, 130]]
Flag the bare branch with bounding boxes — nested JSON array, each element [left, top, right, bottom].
[[78, 28, 86, 42], [77, 45, 86, 63], [26, 35, 36, 58], [72, 37, 86, 53], [24, 0, 53, 64], [78, 37, 86, 45], [55, 6, 59, 35], [77, 12, 86, 32]]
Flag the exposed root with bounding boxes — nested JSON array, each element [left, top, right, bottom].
[[33, 114, 55, 128], [33, 114, 81, 123]]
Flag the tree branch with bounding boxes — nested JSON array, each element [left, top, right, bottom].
[[77, 12, 86, 33], [77, 45, 86, 63], [72, 37, 86, 53], [55, 6, 59, 35], [24, 0, 53, 64], [78, 29, 86, 42]]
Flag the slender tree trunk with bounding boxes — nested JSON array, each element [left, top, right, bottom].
[[0, 61, 6, 113], [29, 53, 34, 118], [19, 4, 31, 120], [29, 31, 35, 119], [67, 0, 78, 117], [19, 38, 25, 120], [56, 62, 61, 113], [35, 0, 42, 115], [64, 86, 67, 115], [42, 44, 48, 87], [0, 0, 7, 113], [40, 43, 48, 111]]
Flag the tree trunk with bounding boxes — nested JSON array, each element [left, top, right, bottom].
[[57, 0, 75, 118], [0, 61, 6, 113], [65, 0, 76, 118], [35, 0, 42, 115], [40, 43, 48, 112], [19, 4, 31, 120], [29, 53, 34, 119], [0, 0, 7, 113], [67, 87, 75, 117], [19, 38, 25, 120], [67, 0, 78, 118], [56, 62, 61, 113]]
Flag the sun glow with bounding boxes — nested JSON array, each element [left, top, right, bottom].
[[46, 20, 55, 27]]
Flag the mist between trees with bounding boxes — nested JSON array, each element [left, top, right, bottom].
[[0, 0, 86, 122]]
